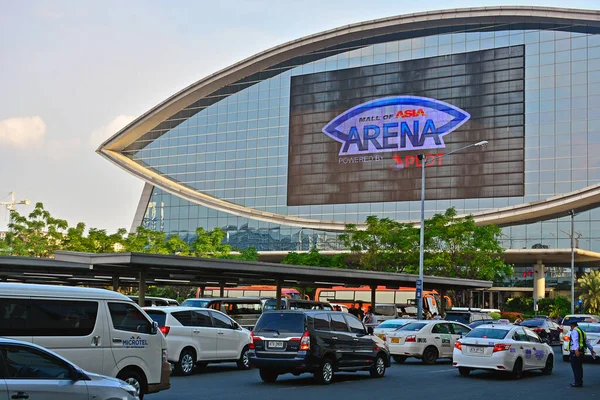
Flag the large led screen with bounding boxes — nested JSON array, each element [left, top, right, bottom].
[[287, 45, 525, 206]]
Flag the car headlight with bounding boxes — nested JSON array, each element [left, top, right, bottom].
[[120, 382, 138, 398]]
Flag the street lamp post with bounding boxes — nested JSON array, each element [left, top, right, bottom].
[[416, 140, 488, 320], [570, 209, 576, 314]]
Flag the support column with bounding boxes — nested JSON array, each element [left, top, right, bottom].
[[533, 260, 546, 300], [300, 286, 306, 300], [112, 275, 119, 292], [138, 269, 146, 307], [199, 285, 205, 297], [219, 281, 225, 298], [276, 279, 282, 310], [370, 285, 376, 311], [439, 288, 447, 317], [489, 291, 494, 309], [468, 290, 474, 308]]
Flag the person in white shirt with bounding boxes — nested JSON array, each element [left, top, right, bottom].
[[568, 320, 596, 388]]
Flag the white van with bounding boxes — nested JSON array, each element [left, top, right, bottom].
[[0, 283, 171, 399]]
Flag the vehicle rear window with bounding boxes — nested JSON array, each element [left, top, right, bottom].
[[467, 328, 509, 339], [181, 299, 210, 308], [520, 319, 544, 327], [444, 313, 470, 324], [145, 310, 167, 326], [378, 320, 410, 329], [255, 313, 306, 334], [579, 324, 600, 333], [399, 322, 427, 332]]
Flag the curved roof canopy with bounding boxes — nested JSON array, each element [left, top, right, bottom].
[[98, 6, 600, 231]]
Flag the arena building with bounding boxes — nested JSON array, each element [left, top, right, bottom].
[[99, 6, 600, 292]]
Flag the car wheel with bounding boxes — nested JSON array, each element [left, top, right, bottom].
[[511, 358, 523, 380], [563, 355, 570, 362], [259, 368, 278, 383], [175, 349, 196, 376], [117, 368, 146, 400], [237, 346, 250, 370], [422, 346, 438, 365], [314, 358, 334, 385], [392, 355, 407, 364], [458, 367, 471, 377], [542, 355, 553, 375], [370, 354, 386, 378]]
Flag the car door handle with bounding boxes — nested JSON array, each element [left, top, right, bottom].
[[193, 330, 200, 333], [533, 348, 537, 351], [12, 392, 29, 400], [331, 336, 338, 340], [520, 346, 524, 349], [92, 335, 100, 346], [112, 338, 122, 343], [353, 338, 359, 341], [434, 337, 440, 339], [218, 332, 224, 335]]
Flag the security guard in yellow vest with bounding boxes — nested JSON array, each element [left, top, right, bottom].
[[568, 320, 596, 387]]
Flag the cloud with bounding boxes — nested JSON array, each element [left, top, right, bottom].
[[90, 115, 135, 148], [0, 116, 46, 148]]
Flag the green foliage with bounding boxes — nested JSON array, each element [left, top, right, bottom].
[[340, 216, 419, 273], [489, 312, 501, 320], [190, 227, 231, 258], [282, 248, 347, 268], [340, 207, 513, 280], [578, 271, 600, 314], [504, 297, 534, 313], [504, 295, 570, 317]]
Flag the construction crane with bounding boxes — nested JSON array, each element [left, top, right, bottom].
[[0, 192, 30, 211]]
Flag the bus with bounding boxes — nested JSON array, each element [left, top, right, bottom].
[[315, 286, 451, 316], [196, 285, 303, 299]]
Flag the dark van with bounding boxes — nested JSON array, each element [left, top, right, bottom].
[[249, 310, 390, 384]]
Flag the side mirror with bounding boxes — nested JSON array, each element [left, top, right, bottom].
[[151, 321, 159, 335]]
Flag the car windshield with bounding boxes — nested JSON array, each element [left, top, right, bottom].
[[520, 319, 544, 327], [467, 328, 509, 339], [255, 313, 306, 334], [145, 310, 166, 326], [444, 313, 470, 324], [181, 299, 210, 308], [399, 322, 428, 332], [579, 324, 600, 333], [378, 320, 410, 329]]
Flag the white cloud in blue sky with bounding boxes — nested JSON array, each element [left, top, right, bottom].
[[0, 0, 598, 232]]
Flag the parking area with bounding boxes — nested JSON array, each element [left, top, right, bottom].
[[148, 348, 599, 400]]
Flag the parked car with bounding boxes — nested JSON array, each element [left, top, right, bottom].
[[560, 314, 600, 336], [181, 297, 266, 329], [385, 320, 471, 364], [129, 296, 179, 307], [144, 306, 251, 376], [468, 319, 498, 329], [263, 298, 333, 311], [330, 303, 349, 312], [562, 322, 600, 361], [0, 283, 170, 399], [0, 338, 139, 400], [249, 310, 390, 384], [0, 338, 138, 400], [373, 318, 415, 341], [454, 324, 554, 379], [445, 310, 493, 325], [519, 319, 562, 345]]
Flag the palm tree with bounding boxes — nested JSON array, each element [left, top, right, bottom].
[[578, 270, 600, 314]]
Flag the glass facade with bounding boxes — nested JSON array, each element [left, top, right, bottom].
[[124, 24, 600, 260]]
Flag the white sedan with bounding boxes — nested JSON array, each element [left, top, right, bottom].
[[373, 318, 415, 341], [562, 322, 600, 361], [385, 320, 471, 364], [453, 324, 554, 379]]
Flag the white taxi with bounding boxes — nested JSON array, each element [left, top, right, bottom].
[[373, 318, 414, 342], [453, 324, 553, 379], [562, 322, 600, 361], [385, 320, 471, 364]]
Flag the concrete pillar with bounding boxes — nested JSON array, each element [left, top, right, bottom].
[[439, 288, 447, 317], [468, 290, 474, 308], [489, 291, 494, 309], [112, 275, 119, 292], [138, 269, 146, 307], [276, 280, 282, 310], [370, 285, 377, 311], [533, 260, 546, 300], [199, 285, 205, 297], [300, 286, 306, 300], [219, 281, 225, 298]]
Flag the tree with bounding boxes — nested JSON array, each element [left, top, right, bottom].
[[124, 226, 169, 254], [4, 202, 68, 257], [578, 271, 600, 314], [340, 216, 419, 273], [282, 248, 347, 268], [190, 227, 231, 258]]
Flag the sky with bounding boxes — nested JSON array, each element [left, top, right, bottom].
[[1, 0, 599, 233]]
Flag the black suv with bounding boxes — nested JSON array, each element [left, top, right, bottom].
[[249, 310, 390, 384]]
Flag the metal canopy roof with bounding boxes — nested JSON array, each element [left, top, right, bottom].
[[0, 251, 492, 290]]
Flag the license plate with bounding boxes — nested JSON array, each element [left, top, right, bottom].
[[391, 337, 400, 344], [268, 341, 284, 349], [469, 347, 484, 354]]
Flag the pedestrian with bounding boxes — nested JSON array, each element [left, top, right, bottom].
[[356, 302, 365, 321], [349, 302, 359, 317], [568, 320, 596, 388], [363, 306, 377, 327]]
